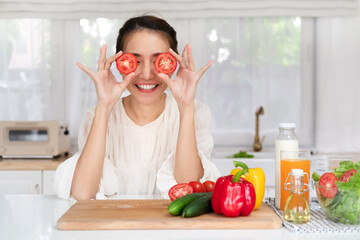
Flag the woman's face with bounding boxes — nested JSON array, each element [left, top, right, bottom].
[[122, 29, 171, 105]]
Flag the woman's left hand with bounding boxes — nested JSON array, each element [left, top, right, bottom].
[[157, 44, 213, 112]]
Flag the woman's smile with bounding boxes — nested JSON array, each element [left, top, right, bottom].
[[135, 83, 160, 93]]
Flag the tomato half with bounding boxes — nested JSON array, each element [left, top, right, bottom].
[[168, 183, 193, 201], [339, 169, 357, 183], [155, 52, 177, 74], [203, 181, 215, 192], [116, 53, 137, 74], [318, 173, 338, 199], [188, 181, 206, 193]]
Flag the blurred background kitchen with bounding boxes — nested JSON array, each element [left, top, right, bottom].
[[0, 1, 359, 195]]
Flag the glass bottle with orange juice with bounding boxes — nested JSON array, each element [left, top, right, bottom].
[[280, 150, 310, 211]]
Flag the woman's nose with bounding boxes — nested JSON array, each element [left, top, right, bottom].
[[138, 61, 155, 80]]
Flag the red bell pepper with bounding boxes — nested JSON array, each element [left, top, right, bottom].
[[211, 172, 256, 217]]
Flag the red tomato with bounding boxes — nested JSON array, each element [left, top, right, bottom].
[[319, 173, 338, 198], [188, 181, 206, 193], [203, 181, 215, 192], [116, 53, 137, 74], [155, 52, 177, 74], [168, 183, 193, 201], [339, 169, 357, 182]]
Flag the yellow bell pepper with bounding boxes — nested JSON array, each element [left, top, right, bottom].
[[231, 161, 265, 210]]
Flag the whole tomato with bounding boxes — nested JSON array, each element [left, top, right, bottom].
[[188, 181, 206, 193], [203, 180, 215, 192]]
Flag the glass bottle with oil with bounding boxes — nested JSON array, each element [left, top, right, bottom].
[[284, 169, 310, 224]]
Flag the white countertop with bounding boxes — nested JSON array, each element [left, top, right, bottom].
[[1, 194, 359, 240]]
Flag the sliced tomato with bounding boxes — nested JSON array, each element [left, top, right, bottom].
[[116, 53, 137, 74], [203, 180, 215, 192], [168, 183, 193, 201], [155, 52, 177, 74], [188, 181, 206, 193], [318, 173, 338, 199], [339, 169, 357, 183]]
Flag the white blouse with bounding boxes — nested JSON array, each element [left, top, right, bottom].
[[54, 93, 220, 199]]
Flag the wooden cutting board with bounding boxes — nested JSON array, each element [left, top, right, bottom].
[[57, 199, 282, 230]]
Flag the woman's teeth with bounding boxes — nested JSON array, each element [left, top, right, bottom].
[[136, 84, 158, 90]]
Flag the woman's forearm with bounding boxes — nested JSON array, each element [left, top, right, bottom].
[[71, 105, 111, 200], [174, 103, 204, 183]]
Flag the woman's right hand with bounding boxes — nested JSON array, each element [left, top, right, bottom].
[[76, 44, 136, 111]]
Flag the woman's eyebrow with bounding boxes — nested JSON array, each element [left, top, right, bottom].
[[132, 52, 163, 58], [152, 52, 163, 57]]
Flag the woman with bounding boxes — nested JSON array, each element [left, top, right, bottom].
[[54, 15, 220, 200]]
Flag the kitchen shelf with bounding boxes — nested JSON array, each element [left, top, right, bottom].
[[0, 155, 69, 170]]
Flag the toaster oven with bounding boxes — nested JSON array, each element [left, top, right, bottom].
[[0, 121, 70, 158]]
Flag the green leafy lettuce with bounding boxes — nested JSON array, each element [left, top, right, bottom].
[[313, 160, 360, 224], [227, 151, 254, 159]]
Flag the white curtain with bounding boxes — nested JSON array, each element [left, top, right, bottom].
[[0, 19, 51, 120], [1, 1, 360, 154], [65, 17, 307, 152], [0, 0, 358, 19], [315, 8, 360, 152]]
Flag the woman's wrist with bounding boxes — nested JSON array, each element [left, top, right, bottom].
[[178, 100, 195, 117], [95, 104, 113, 119]]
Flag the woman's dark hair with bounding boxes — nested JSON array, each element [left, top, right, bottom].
[[116, 15, 178, 54]]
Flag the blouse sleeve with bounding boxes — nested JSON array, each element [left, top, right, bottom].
[[156, 101, 221, 198], [54, 107, 118, 200]]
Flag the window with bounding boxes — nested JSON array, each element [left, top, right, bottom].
[[0, 19, 51, 120], [0, 17, 314, 152], [78, 18, 125, 110], [201, 18, 310, 151]]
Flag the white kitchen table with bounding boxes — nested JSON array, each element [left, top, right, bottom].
[[0, 194, 359, 240]]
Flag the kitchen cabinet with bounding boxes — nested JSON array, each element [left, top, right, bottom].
[[0, 170, 42, 194], [0, 156, 66, 194], [0, 169, 58, 194], [43, 170, 56, 194]]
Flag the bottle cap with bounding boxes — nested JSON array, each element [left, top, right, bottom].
[[279, 123, 296, 129], [291, 169, 303, 176]]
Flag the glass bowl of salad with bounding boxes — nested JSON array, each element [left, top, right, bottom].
[[312, 160, 360, 224]]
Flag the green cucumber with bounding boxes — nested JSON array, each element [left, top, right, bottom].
[[168, 192, 210, 216], [182, 193, 213, 218]]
